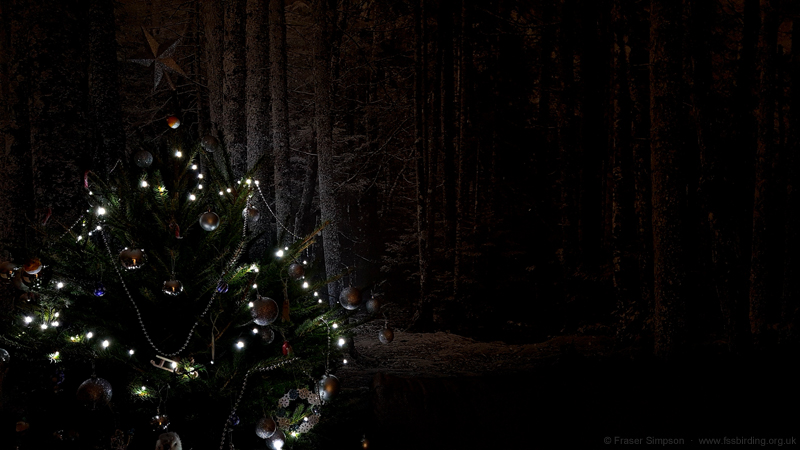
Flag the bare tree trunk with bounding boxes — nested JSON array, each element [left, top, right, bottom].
[[314, 0, 343, 304], [28, 0, 89, 226], [650, 0, 687, 357], [294, 141, 318, 239], [246, 0, 271, 259], [439, 0, 456, 254], [750, 0, 778, 345], [202, 0, 224, 136], [224, 0, 247, 178], [413, 0, 433, 330], [690, 0, 748, 352], [453, 0, 471, 299], [88, 0, 124, 174], [270, 0, 292, 244]]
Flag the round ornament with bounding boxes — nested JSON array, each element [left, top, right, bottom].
[[119, 248, 145, 270], [23, 257, 42, 275], [199, 211, 220, 231], [0, 261, 16, 281], [93, 282, 106, 297], [166, 116, 181, 129], [162, 280, 183, 296], [0, 348, 9, 362], [365, 297, 381, 314], [267, 430, 286, 450], [339, 286, 363, 310], [251, 296, 279, 326], [76, 376, 112, 409], [229, 413, 240, 426], [255, 417, 276, 439], [201, 134, 220, 153], [259, 326, 275, 344], [134, 150, 153, 168], [318, 374, 340, 402], [281, 340, 293, 356], [287, 263, 304, 280], [242, 206, 260, 222], [151, 414, 170, 431], [379, 327, 394, 344], [216, 280, 229, 293], [156, 432, 181, 450]]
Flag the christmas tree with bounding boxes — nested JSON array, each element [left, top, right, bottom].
[[0, 129, 373, 449]]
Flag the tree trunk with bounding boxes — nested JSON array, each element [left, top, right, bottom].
[[453, 0, 471, 299], [246, 0, 271, 259], [201, 0, 224, 137], [690, 0, 748, 352], [314, 0, 343, 304], [223, 0, 247, 178], [783, 18, 800, 339], [439, 0, 456, 254], [88, 0, 124, 174], [611, 0, 639, 341], [650, 0, 687, 357], [270, 0, 292, 244], [750, 0, 778, 344], [413, 0, 433, 330]]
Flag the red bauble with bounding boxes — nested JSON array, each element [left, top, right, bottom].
[[166, 116, 181, 129], [281, 340, 293, 356]]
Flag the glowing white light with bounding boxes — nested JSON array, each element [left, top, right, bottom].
[[88, 191, 93, 196], [303, 417, 309, 422], [255, 180, 260, 185], [97, 207, 106, 215], [198, 174, 204, 179], [343, 359, 348, 364], [210, 360, 215, 365], [332, 323, 339, 329], [274, 440, 284, 450], [314, 292, 318, 297], [141, 386, 146, 391], [96, 226, 102, 230], [56, 282, 64, 289], [191, 164, 198, 170], [52, 321, 60, 327], [338, 338, 345, 347], [252, 328, 258, 334], [303, 260, 308, 265], [88, 232, 93, 236], [141, 180, 148, 187], [219, 191, 224, 196], [175, 150, 183, 158], [285, 247, 289, 250], [198, 184, 203, 189], [276, 249, 284, 258], [250, 264, 259, 273], [76, 235, 83, 241], [318, 299, 323, 303], [226, 188, 232, 193], [54, 312, 59, 317], [302, 281, 309, 289], [24, 316, 33, 324], [248, 302, 254, 307], [189, 194, 196, 201], [252, 284, 258, 289], [237, 180, 241, 185], [41, 324, 48, 330], [246, 179, 252, 185], [236, 341, 245, 349], [86, 332, 94, 339], [291, 432, 298, 437], [129, 349, 135, 355], [171, 361, 178, 368], [102, 340, 109, 348]]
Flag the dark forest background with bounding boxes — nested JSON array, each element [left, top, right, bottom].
[[2, 0, 800, 360]]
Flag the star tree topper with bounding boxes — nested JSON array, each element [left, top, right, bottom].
[[129, 27, 187, 91]]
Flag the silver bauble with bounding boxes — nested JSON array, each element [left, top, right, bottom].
[[339, 287, 363, 310], [201, 134, 221, 153], [318, 374, 340, 402], [259, 326, 275, 344], [162, 280, 183, 296], [199, 211, 220, 231], [255, 416, 276, 439], [365, 297, 381, 314], [156, 432, 182, 450], [267, 430, 286, 450], [287, 263, 304, 280], [134, 150, 153, 168], [0, 348, 9, 362], [76, 376, 112, 409], [242, 206, 260, 222], [0, 261, 16, 282], [119, 248, 145, 270], [251, 296, 279, 326], [379, 327, 394, 344]]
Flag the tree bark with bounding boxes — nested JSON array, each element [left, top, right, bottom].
[[246, 0, 271, 259], [270, 0, 292, 244], [314, 0, 343, 304], [88, 0, 124, 174], [224, 0, 247, 178], [201, 0, 224, 137], [439, 0, 456, 254], [783, 18, 800, 339], [453, 0, 471, 299], [650, 0, 687, 357], [749, 0, 778, 344]]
